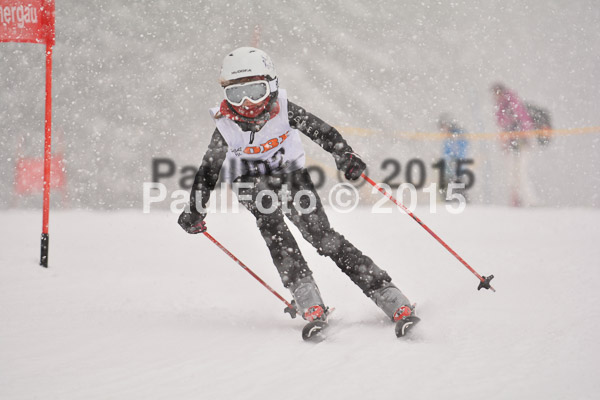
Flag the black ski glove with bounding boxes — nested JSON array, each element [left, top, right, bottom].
[[178, 210, 207, 234], [336, 152, 366, 181]]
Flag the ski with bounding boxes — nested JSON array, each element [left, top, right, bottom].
[[302, 320, 328, 342], [395, 315, 421, 338], [301, 307, 420, 341], [301, 306, 334, 342]]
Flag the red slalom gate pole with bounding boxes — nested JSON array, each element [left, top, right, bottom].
[[1, 0, 55, 267], [202, 231, 299, 317], [361, 173, 495, 292], [40, 43, 53, 268]]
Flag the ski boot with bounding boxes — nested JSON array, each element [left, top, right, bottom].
[[288, 276, 329, 342], [369, 282, 420, 338]]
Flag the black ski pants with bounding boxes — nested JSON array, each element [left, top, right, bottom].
[[235, 169, 391, 295]]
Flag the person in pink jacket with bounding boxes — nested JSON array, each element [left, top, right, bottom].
[[491, 82, 538, 206], [491, 83, 535, 151]]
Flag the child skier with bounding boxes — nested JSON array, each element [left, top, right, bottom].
[[178, 47, 417, 338]]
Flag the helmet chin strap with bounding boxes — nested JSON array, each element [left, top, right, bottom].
[[268, 78, 278, 92]]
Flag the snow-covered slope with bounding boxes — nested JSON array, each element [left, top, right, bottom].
[[1, 207, 599, 399]]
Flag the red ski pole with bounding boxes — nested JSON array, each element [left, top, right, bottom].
[[361, 173, 495, 292], [202, 231, 300, 317]]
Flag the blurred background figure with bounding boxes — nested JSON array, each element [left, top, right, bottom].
[[491, 82, 534, 151], [524, 102, 553, 146], [491, 82, 539, 207], [437, 113, 469, 202]]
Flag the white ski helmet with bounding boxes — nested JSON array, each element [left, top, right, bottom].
[[220, 47, 277, 86]]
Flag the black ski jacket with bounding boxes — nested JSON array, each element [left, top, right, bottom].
[[190, 101, 354, 213]]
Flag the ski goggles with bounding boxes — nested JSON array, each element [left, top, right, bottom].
[[223, 79, 277, 106]]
